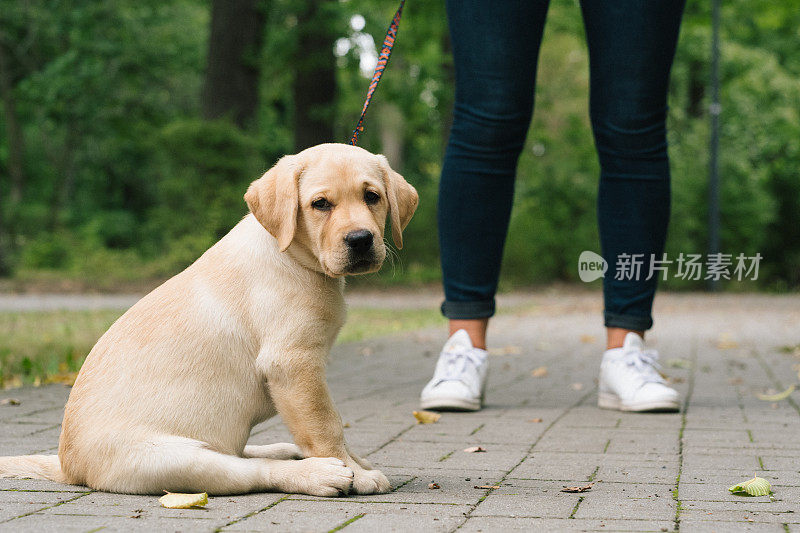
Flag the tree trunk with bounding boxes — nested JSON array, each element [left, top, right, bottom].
[[378, 102, 404, 169], [0, 41, 25, 205], [292, 0, 336, 151], [201, 0, 266, 129]]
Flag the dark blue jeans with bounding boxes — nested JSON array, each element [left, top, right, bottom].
[[438, 0, 685, 331]]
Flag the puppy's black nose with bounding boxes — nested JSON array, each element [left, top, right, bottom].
[[344, 229, 373, 253]]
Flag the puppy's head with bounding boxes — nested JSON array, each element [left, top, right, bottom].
[[245, 144, 418, 277]]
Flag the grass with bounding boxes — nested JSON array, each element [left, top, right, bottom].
[[337, 307, 444, 343], [0, 306, 445, 389], [0, 309, 122, 388]]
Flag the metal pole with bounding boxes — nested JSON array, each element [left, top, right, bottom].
[[707, 0, 721, 291]]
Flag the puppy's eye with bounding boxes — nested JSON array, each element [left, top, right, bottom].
[[311, 198, 332, 211], [364, 190, 380, 205]]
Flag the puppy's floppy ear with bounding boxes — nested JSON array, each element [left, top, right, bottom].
[[244, 155, 303, 252], [377, 155, 419, 249]]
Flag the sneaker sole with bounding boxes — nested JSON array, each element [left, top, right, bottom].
[[597, 392, 680, 413], [420, 397, 481, 412]]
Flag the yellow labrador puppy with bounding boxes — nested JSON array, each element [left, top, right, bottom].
[[0, 143, 418, 496]]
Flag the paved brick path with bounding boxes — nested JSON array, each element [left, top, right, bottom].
[[1, 293, 799, 532]]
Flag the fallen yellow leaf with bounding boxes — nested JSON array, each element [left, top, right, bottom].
[[716, 333, 739, 350], [580, 335, 596, 344], [159, 491, 208, 509], [531, 367, 548, 378], [413, 410, 441, 424]]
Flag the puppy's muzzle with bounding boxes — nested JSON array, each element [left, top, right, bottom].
[[344, 229, 377, 272]]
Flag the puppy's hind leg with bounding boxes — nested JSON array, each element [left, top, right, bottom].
[[98, 436, 353, 496], [243, 443, 304, 460]]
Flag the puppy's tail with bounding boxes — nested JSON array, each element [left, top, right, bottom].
[[0, 455, 66, 483]]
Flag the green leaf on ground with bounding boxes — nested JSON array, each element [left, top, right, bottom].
[[756, 384, 795, 401], [728, 476, 771, 496]]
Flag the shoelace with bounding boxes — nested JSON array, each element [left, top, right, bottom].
[[437, 349, 484, 384], [622, 349, 666, 384]]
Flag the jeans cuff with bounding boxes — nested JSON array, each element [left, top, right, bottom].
[[604, 311, 653, 331], [441, 299, 496, 319]]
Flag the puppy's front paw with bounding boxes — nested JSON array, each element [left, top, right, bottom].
[[351, 468, 391, 494], [289, 457, 354, 497]]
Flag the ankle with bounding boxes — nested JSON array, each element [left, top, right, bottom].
[[606, 328, 644, 350], [449, 319, 488, 350]]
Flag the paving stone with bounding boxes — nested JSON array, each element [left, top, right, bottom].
[[469, 487, 579, 518], [508, 458, 597, 482], [0, 490, 83, 505], [573, 482, 675, 521], [345, 511, 463, 532], [0, 503, 49, 522], [682, 453, 763, 471], [224, 499, 471, 532], [461, 516, 674, 532], [379, 466, 508, 482], [2, 513, 223, 532], [679, 520, 785, 532], [678, 509, 800, 524], [680, 499, 797, 513], [0, 423, 56, 438], [679, 469, 800, 487], [606, 432, 680, 454]]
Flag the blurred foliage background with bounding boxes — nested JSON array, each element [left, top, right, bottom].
[[0, 0, 798, 292]]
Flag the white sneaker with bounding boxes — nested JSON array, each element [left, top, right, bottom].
[[598, 332, 680, 412], [420, 330, 488, 411]]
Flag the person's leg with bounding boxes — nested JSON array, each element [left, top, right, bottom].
[[422, 0, 549, 411], [580, 0, 685, 345], [438, 0, 550, 350]]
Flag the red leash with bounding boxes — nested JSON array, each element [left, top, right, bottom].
[[349, 0, 406, 146]]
